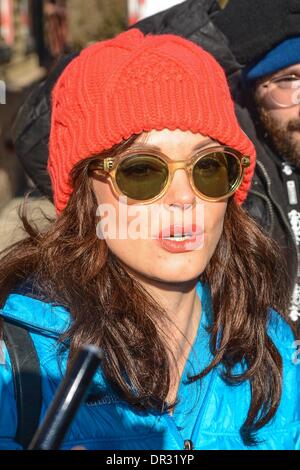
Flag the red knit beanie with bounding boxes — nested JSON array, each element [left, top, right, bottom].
[[49, 29, 256, 213]]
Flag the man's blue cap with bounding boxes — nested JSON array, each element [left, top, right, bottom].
[[244, 36, 300, 82]]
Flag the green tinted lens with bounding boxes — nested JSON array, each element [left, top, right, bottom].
[[116, 154, 168, 200], [193, 152, 241, 198]]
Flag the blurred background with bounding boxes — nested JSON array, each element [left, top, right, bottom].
[[0, 0, 229, 251]]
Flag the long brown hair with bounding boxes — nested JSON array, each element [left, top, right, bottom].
[[0, 137, 292, 446]]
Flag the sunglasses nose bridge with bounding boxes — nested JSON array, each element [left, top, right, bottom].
[[169, 160, 191, 176], [167, 160, 195, 195]]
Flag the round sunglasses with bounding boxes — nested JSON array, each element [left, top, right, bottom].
[[89, 145, 250, 204]]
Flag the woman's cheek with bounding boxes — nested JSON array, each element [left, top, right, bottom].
[[202, 202, 227, 252]]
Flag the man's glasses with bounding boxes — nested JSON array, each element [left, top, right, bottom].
[[89, 145, 250, 204], [262, 74, 300, 109]]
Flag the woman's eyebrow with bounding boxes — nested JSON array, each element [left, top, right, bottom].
[[129, 143, 161, 151], [130, 138, 215, 152], [192, 139, 216, 151]]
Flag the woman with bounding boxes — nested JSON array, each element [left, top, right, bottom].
[[0, 29, 299, 450]]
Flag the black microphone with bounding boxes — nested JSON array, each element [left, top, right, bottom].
[[28, 344, 104, 450]]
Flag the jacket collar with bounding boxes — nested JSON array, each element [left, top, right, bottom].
[[0, 293, 71, 338]]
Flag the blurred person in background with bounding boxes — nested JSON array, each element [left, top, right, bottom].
[[43, 0, 68, 60], [213, 0, 300, 324]]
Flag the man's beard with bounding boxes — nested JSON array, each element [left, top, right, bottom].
[[257, 105, 300, 168]]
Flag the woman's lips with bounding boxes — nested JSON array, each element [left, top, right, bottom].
[[155, 224, 204, 253]]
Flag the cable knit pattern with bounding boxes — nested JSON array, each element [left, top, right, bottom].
[[49, 29, 256, 213]]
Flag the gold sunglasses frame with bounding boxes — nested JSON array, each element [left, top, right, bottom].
[[89, 145, 250, 204]]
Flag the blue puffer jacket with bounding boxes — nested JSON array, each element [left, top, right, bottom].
[[0, 281, 300, 450]]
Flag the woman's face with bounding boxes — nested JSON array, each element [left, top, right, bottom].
[[92, 129, 227, 285]]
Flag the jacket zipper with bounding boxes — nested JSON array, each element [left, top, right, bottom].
[[163, 412, 185, 449], [184, 439, 193, 450], [189, 367, 218, 448], [163, 367, 218, 450]]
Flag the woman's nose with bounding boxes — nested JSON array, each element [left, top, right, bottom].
[[163, 168, 196, 208]]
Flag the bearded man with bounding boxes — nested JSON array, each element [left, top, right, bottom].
[[213, 0, 300, 324]]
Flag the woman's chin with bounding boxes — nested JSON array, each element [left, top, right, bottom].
[[139, 266, 204, 285], [118, 251, 208, 284]]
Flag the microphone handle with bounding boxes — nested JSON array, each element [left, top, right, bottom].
[[28, 344, 104, 450]]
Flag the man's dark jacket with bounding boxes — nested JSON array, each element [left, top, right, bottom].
[[13, 0, 298, 289]]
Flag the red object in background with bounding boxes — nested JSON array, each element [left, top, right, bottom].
[[0, 0, 14, 45]]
